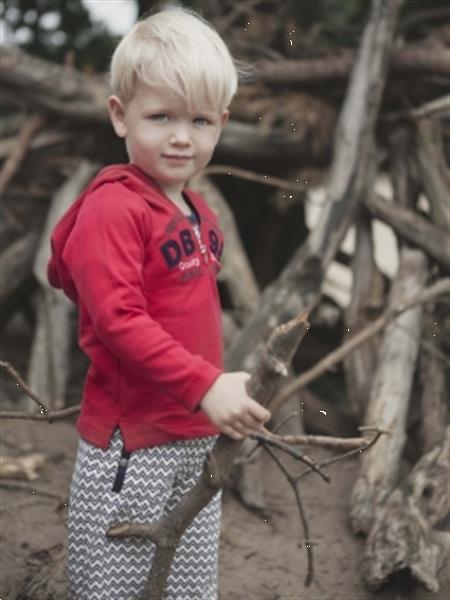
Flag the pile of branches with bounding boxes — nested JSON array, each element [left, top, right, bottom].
[[1, 0, 449, 598]]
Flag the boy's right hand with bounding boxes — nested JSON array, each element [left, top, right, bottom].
[[199, 372, 271, 441]]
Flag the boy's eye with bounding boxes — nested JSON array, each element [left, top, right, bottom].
[[193, 117, 211, 126], [148, 113, 169, 122]]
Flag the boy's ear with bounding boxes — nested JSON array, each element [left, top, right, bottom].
[[220, 110, 230, 128], [108, 95, 127, 138]]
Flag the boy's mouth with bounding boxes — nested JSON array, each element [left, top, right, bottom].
[[162, 154, 194, 160]]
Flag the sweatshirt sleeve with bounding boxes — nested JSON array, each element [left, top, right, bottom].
[[62, 183, 222, 411]]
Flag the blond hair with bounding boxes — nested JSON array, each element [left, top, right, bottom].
[[110, 6, 238, 111]]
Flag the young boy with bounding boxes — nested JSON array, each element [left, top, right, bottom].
[[47, 6, 270, 600]]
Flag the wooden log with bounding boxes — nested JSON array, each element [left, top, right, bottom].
[[343, 211, 384, 419], [0, 129, 74, 160], [416, 117, 450, 231], [349, 247, 428, 534], [418, 304, 449, 453], [17, 556, 67, 600], [25, 161, 98, 411], [226, 0, 404, 374], [365, 192, 450, 271], [190, 175, 260, 324], [255, 44, 450, 85], [350, 114, 430, 534], [0, 48, 328, 166], [363, 428, 450, 592], [0, 48, 109, 123], [217, 119, 328, 166], [221, 310, 240, 351], [0, 114, 46, 194]]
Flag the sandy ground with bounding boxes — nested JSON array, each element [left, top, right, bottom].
[[1, 417, 448, 600]]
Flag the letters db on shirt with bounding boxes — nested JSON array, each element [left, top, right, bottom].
[[161, 214, 223, 281]]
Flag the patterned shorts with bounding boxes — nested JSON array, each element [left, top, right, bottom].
[[67, 430, 221, 600]]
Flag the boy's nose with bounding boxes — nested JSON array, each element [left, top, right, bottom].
[[169, 126, 191, 146]]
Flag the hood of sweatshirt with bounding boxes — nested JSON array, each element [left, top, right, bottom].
[[47, 163, 172, 303]]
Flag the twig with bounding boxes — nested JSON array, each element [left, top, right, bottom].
[[271, 410, 301, 434], [262, 445, 315, 587], [383, 94, 450, 121], [271, 278, 450, 412], [0, 406, 80, 421], [0, 479, 67, 502], [251, 431, 330, 483], [0, 360, 49, 416], [294, 427, 387, 483], [261, 427, 370, 450], [0, 360, 80, 421], [204, 164, 312, 195], [0, 114, 46, 194]]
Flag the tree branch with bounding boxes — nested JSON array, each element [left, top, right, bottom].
[[270, 278, 450, 413]]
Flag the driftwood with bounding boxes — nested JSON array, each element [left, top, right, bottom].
[[0, 452, 45, 481], [343, 210, 383, 419], [0, 114, 46, 194], [223, 0, 404, 511], [0, 230, 40, 301], [0, 48, 109, 123], [270, 277, 450, 413], [349, 247, 428, 535], [226, 0, 403, 374], [255, 44, 450, 84], [419, 304, 449, 453], [363, 427, 450, 592], [2, 1, 449, 597], [349, 115, 431, 534], [107, 314, 309, 600], [25, 161, 97, 410], [0, 48, 328, 167], [365, 192, 450, 271], [416, 117, 450, 231]]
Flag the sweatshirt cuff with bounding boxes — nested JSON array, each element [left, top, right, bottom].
[[179, 361, 223, 413]]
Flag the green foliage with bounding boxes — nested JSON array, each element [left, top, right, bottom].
[[0, 0, 117, 71]]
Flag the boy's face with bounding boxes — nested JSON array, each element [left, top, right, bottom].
[[108, 81, 229, 199]]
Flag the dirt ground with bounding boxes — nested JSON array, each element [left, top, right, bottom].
[[1, 416, 449, 600]]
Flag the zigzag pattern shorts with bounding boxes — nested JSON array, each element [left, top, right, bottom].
[[67, 430, 221, 600]]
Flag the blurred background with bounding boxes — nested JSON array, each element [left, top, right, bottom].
[[1, 2, 449, 597]]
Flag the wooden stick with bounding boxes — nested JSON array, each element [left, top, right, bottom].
[[270, 278, 450, 413], [107, 313, 310, 599], [0, 114, 45, 194]]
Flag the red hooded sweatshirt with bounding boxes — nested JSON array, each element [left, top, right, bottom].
[[48, 164, 224, 451]]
